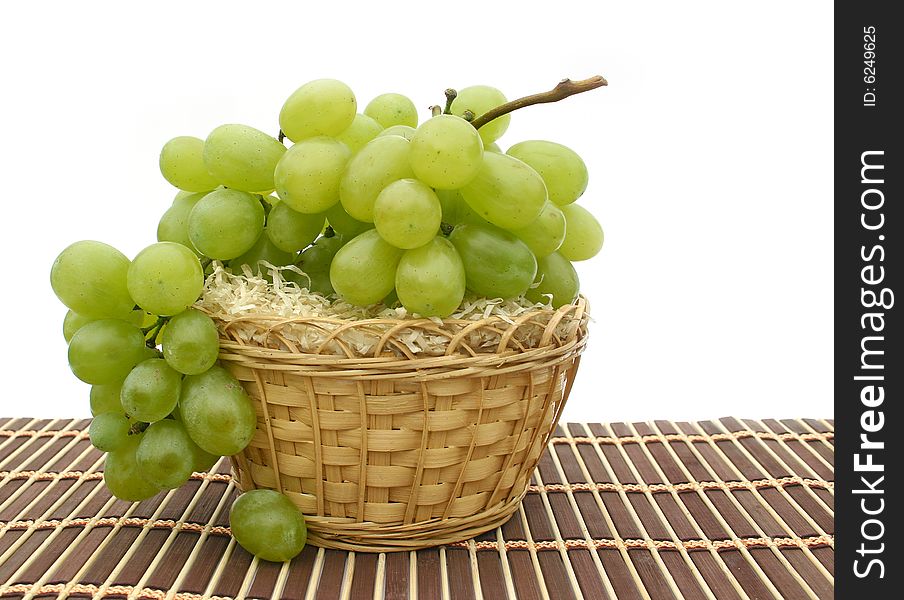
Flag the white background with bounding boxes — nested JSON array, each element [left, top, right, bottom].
[[0, 1, 833, 423]]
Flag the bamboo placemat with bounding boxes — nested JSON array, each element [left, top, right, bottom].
[[0, 417, 834, 599]]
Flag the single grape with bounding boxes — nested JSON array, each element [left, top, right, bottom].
[[559, 204, 604, 261], [293, 234, 344, 295], [159, 136, 219, 192], [449, 224, 537, 299], [526, 252, 580, 308], [396, 237, 465, 317], [180, 366, 257, 456], [65, 309, 146, 343], [90, 381, 124, 416], [280, 79, 356, 142], [460, 152, 546, 230], [160, 308, 219, 375], [339, 135, 414, 222], [330, 229, 403, 305], [68, 320, 146, 384], [104, 433, 161, 502], [450, 85, 510, 145], [157, 191, 207, 255], [190, 442, 220, 473], [377, 125, 416, 141], [507, 140, 589, 206], [136, 420, 198, 489], [89, 412, 132, 452], [409, 115, 484, 189], [274, 137, 350, 214], [63, 310, 96, 343], [511, 201, 567, 257], [51, 241, 134, 319], [265, 202, 325, 253], [230, 489, 307, 562], [229, 233, 297, 275], [128, 242, 203, 316], [120, 358, 182, 423], [364, 93, 418, 128], [373, 179, 441, 249], [203, 124, 286, 192], [188, 188, 265, 260], [335, 113, 383, 154], [324, 203, 372, 238], [485, 142, 503, 153]]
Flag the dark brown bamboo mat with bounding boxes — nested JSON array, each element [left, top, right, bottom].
[[0, 417, 834, 599]]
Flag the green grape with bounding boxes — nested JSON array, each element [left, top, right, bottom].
[[188, 188, 265, 260], [159, 136, 219, 192], [90, 381, 124, 416], [229, 233, 296, 275], [396, 237, 465, 317], [104, 433, 161, 502], [460, 152, 546, 230], [230, 489, 307, 562], [559, 204, 604, 261], [89, 412, 131, 452], [280, 79, 357, 142], [190, 442, 220, 473], [160, 308, 219, 375], [364, 93, 418, 128], [507, 140, 589, 206], [335, 114, 383, 154], [409, 115, 484, 190], [339, 135, 414, 222], [128, 242, 203, 316], [63, 310, 95, 343], [485, 142, 503, 153], [68, 320, 146, 384], [293, 234, 344, 295], [449, 224, 537, 299], [180, 366, 257, 456], [203, 124, 286, 192], [377, 125, 416, 141], [120, 358, 182, 423], [65, 309, 147, 343], [436, 189, 488, 227], [51, 241, 134, 319], [136, 420, 198, 489], [324, 202, 372, 238], [157, 191, 207, 255], [329, 229, 403, 305], [373, 179, 441, 249], [526, 252, 580, 308], [450, 85, 510, 145], [265, 202, 325, 253], [511, 201, 566, 257], [274, 137, 350, 214]]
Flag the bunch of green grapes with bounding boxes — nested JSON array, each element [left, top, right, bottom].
[[154, 79, 602, 317], [50, 77, 605, 562], [157, 79, 600, 317], [52, 238, 258, 502]]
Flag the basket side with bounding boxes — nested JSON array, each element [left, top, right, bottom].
[[221, 302, 589, 551]]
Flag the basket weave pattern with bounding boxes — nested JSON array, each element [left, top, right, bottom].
[[218, 299, 588, 551]]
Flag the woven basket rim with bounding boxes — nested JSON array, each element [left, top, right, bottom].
[[212, 296, 589, 361]]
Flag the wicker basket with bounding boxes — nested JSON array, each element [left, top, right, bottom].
[[216, 298, 589, 552]]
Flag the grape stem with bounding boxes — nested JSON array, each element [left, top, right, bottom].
[[143, 316, 168, 348], [470, 75, 608, 130], [443, 89, 457, 114]]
